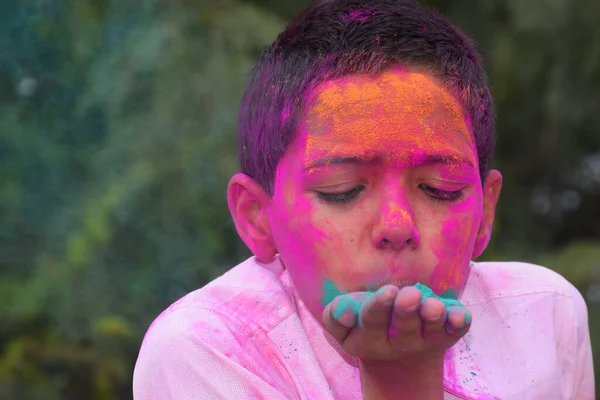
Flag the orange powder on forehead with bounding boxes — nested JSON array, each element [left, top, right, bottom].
[[303, 71, 473, 163]]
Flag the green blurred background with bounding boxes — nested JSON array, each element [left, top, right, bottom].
[[1, 0, 599, 398]]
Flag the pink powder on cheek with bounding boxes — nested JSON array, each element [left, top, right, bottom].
[[273, 158, 342, 317], [428, 191, 483, 294], [275, 170, 331, 251], [428, 211, 476, 294]]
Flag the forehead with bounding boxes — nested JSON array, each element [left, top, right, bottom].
[[294, 69, 476, 166]]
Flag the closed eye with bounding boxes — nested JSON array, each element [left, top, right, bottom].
[[315, 185, 365, 204], [419, 184, 465, 203]]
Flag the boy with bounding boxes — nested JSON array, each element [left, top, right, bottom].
[[133, 0, 595, 398]]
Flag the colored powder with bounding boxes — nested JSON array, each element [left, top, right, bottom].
[[305, 70, 472, 165], [416, 283, 471, 325], [341, 9, 373, 23], [323, 280, 470, 327], [440, 288, 458, 300], [332, 295, 358, 319], [430, 217, 474, 293], [387, 204, 412, 226], [332, 294, 374, 327], [414, 282, 464, 312], [322, 279, 343, 306], [322, 280, 372, 327]]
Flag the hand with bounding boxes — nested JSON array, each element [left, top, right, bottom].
[[322, 284, 471, 363]]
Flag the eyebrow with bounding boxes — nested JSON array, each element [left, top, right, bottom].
[[303, 153, 474, 171]]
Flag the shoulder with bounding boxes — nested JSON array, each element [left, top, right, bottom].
[[455, 261, 594, 399], [138, 255, 295, 350], [464, 260, 591, 363], [464, 260, 585, 306], [463, 260, 590, 347], [151, 255, 295, 332], [133, 256, 298, 399]]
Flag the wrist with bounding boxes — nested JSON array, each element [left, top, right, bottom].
[[359, 357, 444, 400]]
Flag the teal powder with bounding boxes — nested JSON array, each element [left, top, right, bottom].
[[332, 296, 361, 319], [322, 279, 343, 306], [332, 294, 374, 325], [414, 283, 464, 312], [440, 288, 457, 300], [322, 280, 373, 327], [323, 280, 470, 326]]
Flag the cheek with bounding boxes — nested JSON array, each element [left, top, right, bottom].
[[275, 190, 361, 311], [273, 157, 340, 263], [273, 180, 339, 291], [275, 189, 324, 265], [427, 200, 480, 293]]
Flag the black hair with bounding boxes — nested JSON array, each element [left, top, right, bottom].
[[238, 0, 495, 194]]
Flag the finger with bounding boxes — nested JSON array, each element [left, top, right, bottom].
[[360, 285, 398, 330], [389, 286, 422, 344], [420, 297, 447, 336], [322, 294, 360, 343], [445, 306, 472, 336]]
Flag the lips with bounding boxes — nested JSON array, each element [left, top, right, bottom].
[[335, 260, 423, 292], [369, 260, 423, 290], [379, 277, 419, 289]]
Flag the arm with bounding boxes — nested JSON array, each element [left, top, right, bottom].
[[133, 308, 294, 400]]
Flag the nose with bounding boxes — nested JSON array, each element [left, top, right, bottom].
[[371, 194, 420, 251]]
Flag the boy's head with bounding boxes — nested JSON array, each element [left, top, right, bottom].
[[228, 0, 502, 322]]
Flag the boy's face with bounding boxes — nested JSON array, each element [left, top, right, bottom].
[[266, 69, 500, 322]]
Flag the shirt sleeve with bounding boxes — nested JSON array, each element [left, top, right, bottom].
[[133, 307, 298, 400], [567, 283, 595, 400]]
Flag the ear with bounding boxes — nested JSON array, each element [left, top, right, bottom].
[[472, 169, 503, 259], [227, 173, 277, 262]]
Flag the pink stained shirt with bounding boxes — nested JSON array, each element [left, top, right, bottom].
[[133, 256, 595, 399]]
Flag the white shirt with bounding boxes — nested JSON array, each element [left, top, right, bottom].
[[133, 256, 595, 399]]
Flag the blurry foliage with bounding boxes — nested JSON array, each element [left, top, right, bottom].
[[0, 0, 598, 398]]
